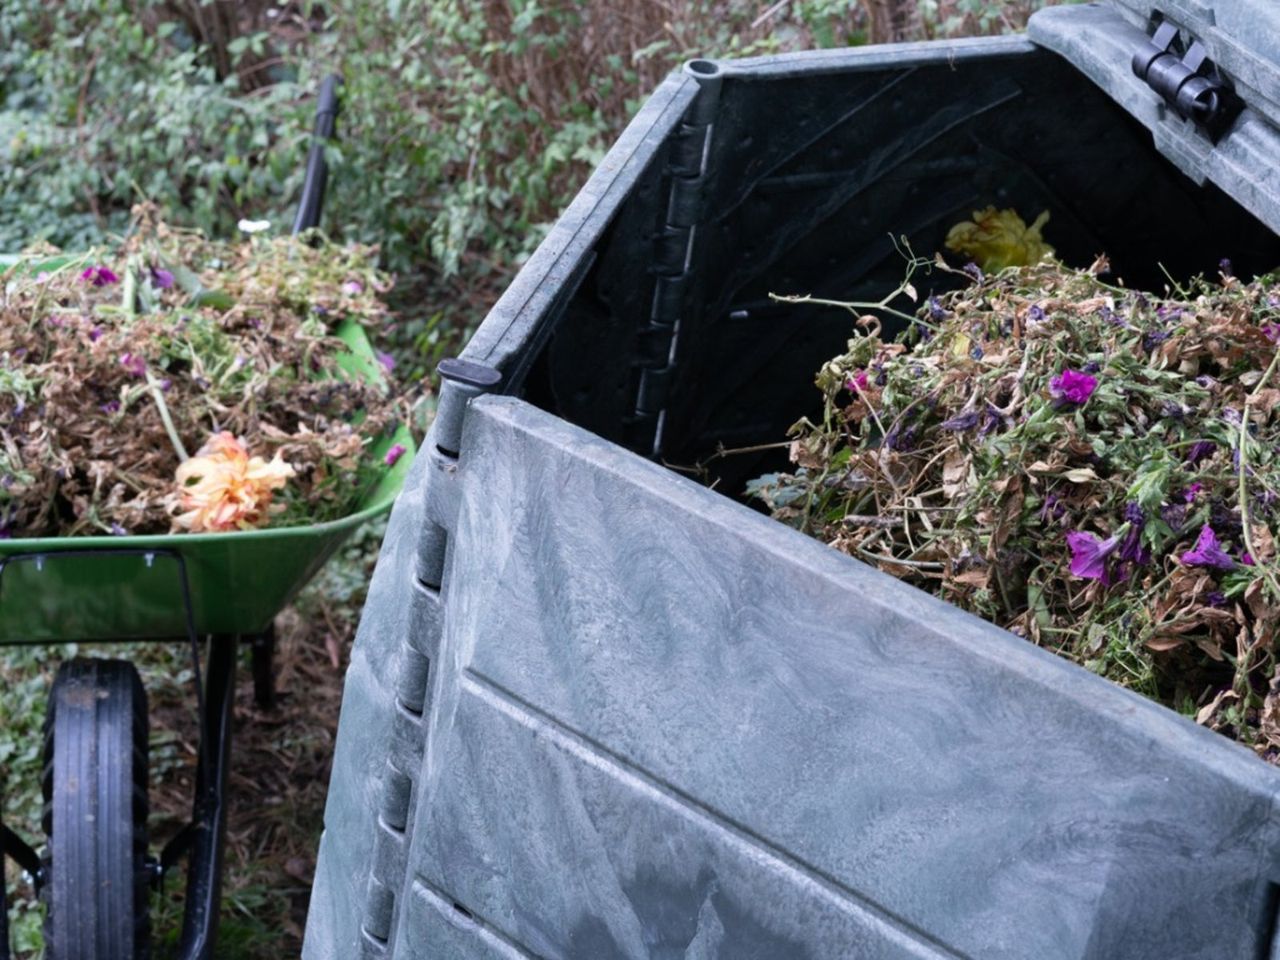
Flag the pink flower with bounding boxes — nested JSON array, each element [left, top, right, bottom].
[[846, 369, 870, 393], [384, 443, 407, 467], [119, 353, 146, 377], [1180, 525, 1236, 571], [342, 280, 363, 296], [1049, 369, 1098, 405], [1066, 530, 1122, 580], [81, 265, 119, 287]]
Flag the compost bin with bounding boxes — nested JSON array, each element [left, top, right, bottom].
[[305, 3, 1280, 958]]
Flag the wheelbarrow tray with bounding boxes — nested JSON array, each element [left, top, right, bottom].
[[0, 317, 416, 642]]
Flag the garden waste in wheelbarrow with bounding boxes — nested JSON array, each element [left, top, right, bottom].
[[306, 3, 1280, 960], [0, 74, 417, 960]]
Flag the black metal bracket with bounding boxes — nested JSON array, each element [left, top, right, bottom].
[[0, 823, 42, 889], [1131, 20, 1240, 138]]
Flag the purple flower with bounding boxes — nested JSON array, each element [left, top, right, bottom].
[[963, 262, 983, 282], [1242, 551, 1255, 566], [1219, 258, 1234, 277], [884, 424, 917, 452], [89, 325, 105, 342], [1117, 527, 1150, 565], [1180, 525, 1236, 571], [1048, 369, 1098, 405], [109, 523, 127, 536], [80, 265, 119, 287], [940, 410, 980, 432], [100, 400, 121, 414], [1123, 502, 1146, 526], [150, 266, 174, 289], [928, 297, 947, 323], [1185, 441, 1215, 465], [384, 443, 407, 467], [119, 353, 146, 377], [1183, 483, 1203, 502], [1066, 530, 1122, 581], [342, 280, 364, 296], [1026, 304, 1045, 324], [1039, 493, 1065, 523], [1206, 590, 1228, 608], [969, 344, 984, 360], [375, 350, 396, 374], [1143, 330, 1170, 352], [1082, 360, 1102, 374], [1264, 323, 1280, 343]]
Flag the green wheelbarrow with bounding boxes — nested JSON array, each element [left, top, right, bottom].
[[0, 75, 414, 960]]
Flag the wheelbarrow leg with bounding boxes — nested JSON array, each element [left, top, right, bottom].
[[172, 634, 237, 960], [249, 624, 276, 711]]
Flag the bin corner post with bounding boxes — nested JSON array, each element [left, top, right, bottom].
[[356, 358, 502, 958], [633, 60, 725, 460]]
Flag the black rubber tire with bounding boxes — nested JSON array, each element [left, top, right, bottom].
[[41, 659, 150, 960]]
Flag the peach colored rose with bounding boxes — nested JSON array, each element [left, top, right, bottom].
[[171, 432, 295, 532]]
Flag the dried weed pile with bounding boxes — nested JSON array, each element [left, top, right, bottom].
[[0, 213, 410, 538], [752, 257, 1280, 755]]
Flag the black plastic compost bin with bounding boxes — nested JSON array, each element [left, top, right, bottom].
[[304, 4, 1280, 958]]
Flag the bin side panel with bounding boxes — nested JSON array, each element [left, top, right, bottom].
[[303, 452, 433, 959], [400, 395, 1280, 960]]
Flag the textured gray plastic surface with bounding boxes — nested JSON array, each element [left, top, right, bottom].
[[380, 397, 1280, 959], [306, 26, 1280, 960]]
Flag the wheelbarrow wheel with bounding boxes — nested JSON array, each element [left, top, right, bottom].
[[41, 660, 150, 960]]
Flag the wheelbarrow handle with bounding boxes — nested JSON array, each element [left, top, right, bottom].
[[292, 73, 343, 235]]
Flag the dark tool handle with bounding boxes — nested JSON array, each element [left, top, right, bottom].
[[292, 73, 343, 235]]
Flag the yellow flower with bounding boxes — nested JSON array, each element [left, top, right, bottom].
[[945, 207, 1054, 273], [170, 432, 295, 532]]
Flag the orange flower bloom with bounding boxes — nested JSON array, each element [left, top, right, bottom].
[[171, 432, 295, 532]]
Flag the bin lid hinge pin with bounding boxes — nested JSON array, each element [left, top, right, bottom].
[[1130, 20, 1239, 137]]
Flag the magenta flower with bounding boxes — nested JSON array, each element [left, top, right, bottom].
[[1180, 525, 1236, 571], [846, 369, 870, 393], [1242, 551, 1255, 566], [1185, 441, 1215, 465], [119, 353, 146, 377], [1183, 482, 1203, 503], [384, 443, 407, 467], [375, 350, 396, 374], [150, 266, 175, 290], [1049, 369, 1097, 405], [1066, 530, 1122, 580], [81, 265, 119, 287], [89, 325, 105, 342]]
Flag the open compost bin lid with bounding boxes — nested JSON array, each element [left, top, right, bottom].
[[1029, 0, 1280, 235]]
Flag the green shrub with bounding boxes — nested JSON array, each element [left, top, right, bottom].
[[0, 0, 1074, 352]]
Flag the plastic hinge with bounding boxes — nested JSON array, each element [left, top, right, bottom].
[[1131, 19, 1240, 137], [632, 65, 724, 458]]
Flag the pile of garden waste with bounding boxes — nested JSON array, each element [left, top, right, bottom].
[[0, 209, 411, 538], [751, 213, 1280, 757]]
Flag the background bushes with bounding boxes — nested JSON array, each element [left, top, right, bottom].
[[1, 0, 1060, 364]]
